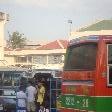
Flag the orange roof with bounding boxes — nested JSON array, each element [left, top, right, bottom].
[[36, 40, 68, 50], [4, 40, 68, 51], [59, 40, 68, 49]]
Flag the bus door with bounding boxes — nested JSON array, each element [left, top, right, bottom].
[[50, 76, 61, 112], [34, 72, 51, 110], [34, 70, 62, 112]]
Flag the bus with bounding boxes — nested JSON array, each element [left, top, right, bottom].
[[60, 35, 112, 112], [0, 67, 28, 111], [32, 69, 62, 112]]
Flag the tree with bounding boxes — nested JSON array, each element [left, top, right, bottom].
[[7, 31, 27, 49]]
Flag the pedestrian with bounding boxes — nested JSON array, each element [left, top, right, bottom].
[[36, 82, 45, 112], [26, 81, 37, 112], [41, 78, 50, 111], [39, 105, 49, 112], [16, 86, 27, 112]]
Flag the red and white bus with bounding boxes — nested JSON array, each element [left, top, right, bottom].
[[61, 35, 112, 112]]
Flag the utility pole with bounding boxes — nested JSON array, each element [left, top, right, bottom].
[[68, 20, 72, 36]]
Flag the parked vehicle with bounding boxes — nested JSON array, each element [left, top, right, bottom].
[[0, 67, 28, 112], [60, 35, 112, 112]]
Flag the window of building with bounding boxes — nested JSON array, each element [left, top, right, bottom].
[[48, 55, 62, 64], [16, 56, 27, 63], [33, 55, 47, 64], [28, 56, 32, 63]]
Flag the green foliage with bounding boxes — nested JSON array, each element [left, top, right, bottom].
[[7, 31, 26, 49]]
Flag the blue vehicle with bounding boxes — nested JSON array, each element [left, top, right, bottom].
[[32, 69, 62, 112], [0, 68, 28, 112]]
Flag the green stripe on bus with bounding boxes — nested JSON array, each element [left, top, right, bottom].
[[61, 95, 112, 112]]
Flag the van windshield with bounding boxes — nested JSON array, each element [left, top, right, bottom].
[[64, 43, 97, 70]]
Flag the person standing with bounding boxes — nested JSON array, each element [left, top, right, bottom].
[[36, 83, 45, 112], [39, 105, 49, 112], [16, 86, 27, 112], [26, 81, 37, 112]]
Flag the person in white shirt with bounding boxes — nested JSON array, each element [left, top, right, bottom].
[[17, 86, 27, 112], [26, 81, 37, 112], [39, 105, 49, 112]]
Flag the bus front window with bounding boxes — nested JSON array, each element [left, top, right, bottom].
[[64, 43, 97, 70]]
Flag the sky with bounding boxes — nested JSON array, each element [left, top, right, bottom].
[[0, 0, 112, 42]]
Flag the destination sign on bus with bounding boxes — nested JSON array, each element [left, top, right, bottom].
[[70, 35, 99, 45]]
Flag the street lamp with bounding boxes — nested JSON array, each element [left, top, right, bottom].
[[68, 20, 72, 36]]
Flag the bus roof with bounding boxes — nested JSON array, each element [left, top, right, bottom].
[[32, 69, 62, 78], [69, 35, 112, 45]]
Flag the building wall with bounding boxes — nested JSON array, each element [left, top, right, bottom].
[[0, 21, 4, 61], [0, 12, 9, 66], [4, 56, 15, 66], [4, 49, 66, 69], [70, 30, 112, 40]]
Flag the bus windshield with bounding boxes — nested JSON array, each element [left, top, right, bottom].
[[64, 43, 97, 70]]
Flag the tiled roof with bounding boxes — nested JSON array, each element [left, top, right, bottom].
[[4, 40, 68, 51], [59, 40, 68, 49], [78, 19, 112, 32], [36, 40, 68, 50]]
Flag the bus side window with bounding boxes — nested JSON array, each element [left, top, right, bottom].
[[0, 73, 2, 86], [109, 66, 112, 85], [108, 45, 112, 64], [12, 73, 20, 86], [107, 44, 112, 86], [3, 73, 12, 86]]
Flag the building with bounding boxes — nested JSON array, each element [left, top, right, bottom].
[[70, 19, 112, 39], [4, 19, 112, 69], [4, 40, 68, 70], [24, 40, 41, 49], [0, 12, 9, 66]]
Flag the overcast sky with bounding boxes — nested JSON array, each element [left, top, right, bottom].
[[0, 0, 112, 42]]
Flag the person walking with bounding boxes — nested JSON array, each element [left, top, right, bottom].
[[16, 86, 27, 112], [26, 81, 37, 112]]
